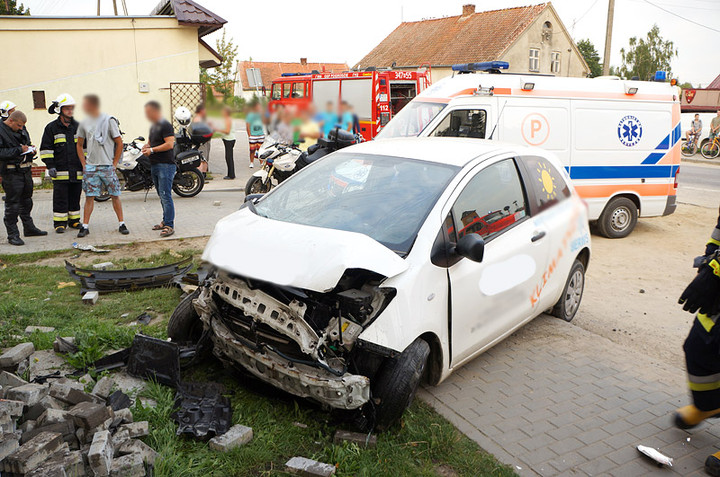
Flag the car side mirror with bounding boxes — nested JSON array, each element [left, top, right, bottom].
[[455, 234, 485, 263]]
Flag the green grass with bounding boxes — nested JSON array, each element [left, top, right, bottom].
[[0, 250, 516, 477]]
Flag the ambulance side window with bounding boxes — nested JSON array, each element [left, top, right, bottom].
[[430, 109, 487, 139], [520, 156, 571, 214]]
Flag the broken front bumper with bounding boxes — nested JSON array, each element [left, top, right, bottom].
[[194, 282, 371, 410]]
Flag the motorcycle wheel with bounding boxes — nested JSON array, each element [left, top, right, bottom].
[[172, 169, 204, 197], [681, 142, 697, 157], [701, 141, 720, 159], [245, 175, 273, 196], [93, 173, 125, 202]]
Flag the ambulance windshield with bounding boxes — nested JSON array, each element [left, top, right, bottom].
[[375, 101, 446, 139]]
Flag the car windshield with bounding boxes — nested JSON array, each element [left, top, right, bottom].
[[254, 153, 459, 255], [375, 101, 446, 139]]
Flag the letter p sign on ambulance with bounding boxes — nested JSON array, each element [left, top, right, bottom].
[[521, 113, 550, 146]]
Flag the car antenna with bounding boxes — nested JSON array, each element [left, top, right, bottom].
[[488, 100, 507, 140]]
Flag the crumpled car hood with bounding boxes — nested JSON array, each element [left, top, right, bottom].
[[202, 209, 409, 292]]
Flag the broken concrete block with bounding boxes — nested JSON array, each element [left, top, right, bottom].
[[0, 413, 15, 433], [36, 408, 70, 427], [118, 421, 148, 438], [5, 431, 64, 474], [24, 326, 55, 334], [20, 420, 75, 445], [0, 431, 21, 461], [92, 376, 114, 400], [93, 262, 114, 270], [6, 383, 48, 406], [53, 336, 78, 354], [110, 452, 144, 477], [69, 402, 113, 430], [285, 456, 336, 477], [0, 342, 35, 368], [52, 383, 104, 406], [209, 424, 253, 451], [333, 430, 377, 448], [112, 407, 133, 426], [88, 429, 113, 477], [25, 449, 85, 477], [15, 357, 29, 377], [0, 398, 25, 417], [24, 395, 65, 421], [0, 370, 27, 389], [78, 374, 95, 387], [20, 419, 36, 433], [82, 291, 100, 305], [111, 428, 130, 452], [118, 438, 158, 466]]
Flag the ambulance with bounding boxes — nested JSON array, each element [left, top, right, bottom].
[[269, 69, 431, 141], [376, 62, 681, 238]]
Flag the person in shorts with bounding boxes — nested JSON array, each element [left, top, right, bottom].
[[245, 100, 265, 168], [75, 94, 128, 238]]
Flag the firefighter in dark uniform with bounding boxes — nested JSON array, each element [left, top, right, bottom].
[[674, 207, 720, 476], [0, 110, 47, 245], [40, 94, 83, 232]]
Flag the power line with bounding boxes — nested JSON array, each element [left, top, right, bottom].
[[639, 0, 720, 33]]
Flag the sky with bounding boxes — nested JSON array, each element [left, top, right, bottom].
[[20, 0, 720, 86]]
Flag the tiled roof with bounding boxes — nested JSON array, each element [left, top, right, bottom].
[[237, 60, 350, 90], [355, 4, 547, 68], [708, 74, 720, 90], [151, 0, 226, 37]]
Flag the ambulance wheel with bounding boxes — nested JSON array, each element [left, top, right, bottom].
[[552, 260, 585, 322], [167, 288, 203, 344], [597, 197, 637, 239]]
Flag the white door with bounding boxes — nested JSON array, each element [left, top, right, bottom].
[[447, 158, 551, 365]]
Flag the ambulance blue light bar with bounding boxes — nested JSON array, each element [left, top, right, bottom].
[[451, 61, 509, 73]]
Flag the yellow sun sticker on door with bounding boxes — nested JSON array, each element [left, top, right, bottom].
[[537, 163, 557, 200]]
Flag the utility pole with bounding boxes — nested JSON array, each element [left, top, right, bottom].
[[602, 0, 615, 76], [97, 0, 100, 16], [112, 0, 118, 15]]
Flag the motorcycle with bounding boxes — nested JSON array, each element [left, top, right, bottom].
[[95, 123, 211, 202], [244, 127, 360, 196]]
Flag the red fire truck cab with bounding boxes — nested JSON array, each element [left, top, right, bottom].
[[269, 69, 431, 141]]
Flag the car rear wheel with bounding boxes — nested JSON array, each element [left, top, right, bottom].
[[370, 337, 430, 431], [167, 288, 203, 343], [552, 259, 585, 322], [597, 197, 638, 239]]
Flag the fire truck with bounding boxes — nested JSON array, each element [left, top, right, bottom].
[[269, 68, 431, 141]]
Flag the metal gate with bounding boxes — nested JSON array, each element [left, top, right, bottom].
[[170, 82, 206, 129]]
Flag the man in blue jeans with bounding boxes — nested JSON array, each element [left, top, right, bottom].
[[142, 101, 176, 238]]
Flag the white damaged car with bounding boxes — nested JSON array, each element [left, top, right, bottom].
[[168, 137, 591, 430]]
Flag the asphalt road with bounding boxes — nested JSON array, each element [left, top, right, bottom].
[[677, 162, 720, 209]]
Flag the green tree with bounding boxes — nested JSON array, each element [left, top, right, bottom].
[[577, 39, 602, 78], [619, 24, 677, 81], [0, 0, 29, 14], [202, 31, 239, 102]]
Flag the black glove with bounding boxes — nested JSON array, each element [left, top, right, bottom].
[[47, 168, 57, 178], [706, 241, 719, 257], [679, 253, 720, 315]]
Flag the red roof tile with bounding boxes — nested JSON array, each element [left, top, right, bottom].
[[355, 3, 547, 68], [237, 60, 350, 90], [151, 0, 226, 37], [708, 74, 720, 90]]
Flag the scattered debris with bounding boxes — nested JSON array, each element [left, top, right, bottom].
[[56, 282, 77, 289], [285, 456, 337, 477], [72, 242, 110, 253], [637, 444, 673, 467], [126, 335, 181, 387], [65, 257, 192, 294], [333, 430, 377, 448], [93, 262, 115, 270], [135, 313, 152, 325], [25, 326, 55, 334], [209, 424, 252, 451], [293, 422, 308, 429], [0, 343, 35, 368], [53, 337, 78, 355], [83, 291, 100, 305], [172, 382, 231, 438], [213, 201, 222, 206]]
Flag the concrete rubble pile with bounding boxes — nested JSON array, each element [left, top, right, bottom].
[[0, 342, 158, 476]]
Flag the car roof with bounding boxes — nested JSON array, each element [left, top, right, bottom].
[[344, 137, 539, 167]]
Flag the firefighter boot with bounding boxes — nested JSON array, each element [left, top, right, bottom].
[[706, 452, 720, 476], [674, 405, 720, 429], [23, 224, 48, 237]]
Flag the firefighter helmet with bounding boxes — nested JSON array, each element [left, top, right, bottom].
[[48, 94, 76, 115], [0, 100, 17, 118], [174, 106, 192, 126]]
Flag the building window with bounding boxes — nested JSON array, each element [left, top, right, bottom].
[[529, 48, 540, 72], [32, 91, 46, 110], [551, 51, 561, 74]]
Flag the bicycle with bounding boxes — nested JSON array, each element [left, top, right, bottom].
[[682, 131, 701, 156], [701, 134, 720, 159]]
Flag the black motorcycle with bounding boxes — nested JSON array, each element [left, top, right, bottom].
[[95, 123, 211, 202]]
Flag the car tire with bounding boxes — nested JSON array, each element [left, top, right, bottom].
[[552, 259, 585, 322], [167, 288, 203, 343], [371, 337, 430, 431], [597, 197, 638, 239]]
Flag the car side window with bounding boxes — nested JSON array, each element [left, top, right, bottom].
[[271, 84, 281, 100], [521, 156, 571, 214], [450, 159, 528, 242], [430, 109, 487, 139]]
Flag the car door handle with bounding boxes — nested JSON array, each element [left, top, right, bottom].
[[531, 231, 546, 242]]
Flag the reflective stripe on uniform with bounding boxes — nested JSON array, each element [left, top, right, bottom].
[[53, 212, 68, 222], [40, 149, 54, 159], [68, 211, 81, 220], [711, 229, 720, 247], [52, 171, 70, 181], [711, 259, 720, 278], [698, 313, 716, 333], [689, 373, 720, 392], [53, 134, 66, 144]]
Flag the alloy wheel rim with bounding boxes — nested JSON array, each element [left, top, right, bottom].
[[564, 270, 584, 317]]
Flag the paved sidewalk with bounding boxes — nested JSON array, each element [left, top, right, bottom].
[[420, 315, 712, 476]]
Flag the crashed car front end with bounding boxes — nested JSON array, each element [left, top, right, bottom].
[[192, 271, 397, 410]]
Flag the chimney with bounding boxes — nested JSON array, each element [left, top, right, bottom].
[[462, 4, 475, 16], [300, 57, 308, 66]]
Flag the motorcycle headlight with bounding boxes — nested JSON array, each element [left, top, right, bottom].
[[259, 151, 273, 160]]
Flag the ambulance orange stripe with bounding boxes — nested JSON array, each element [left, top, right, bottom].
[[575, 183, 676, 199]]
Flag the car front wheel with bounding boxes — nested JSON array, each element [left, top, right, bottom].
[[370, 337, 430, 431], [552, 259, 585, 322]]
